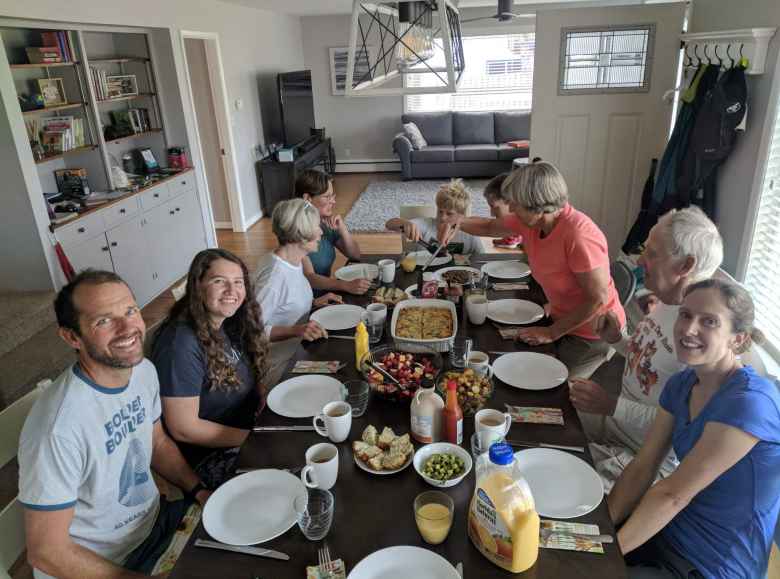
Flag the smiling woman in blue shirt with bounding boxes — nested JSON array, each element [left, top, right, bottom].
[[295, 169, 369, 296], [608, 278, 780, 579]]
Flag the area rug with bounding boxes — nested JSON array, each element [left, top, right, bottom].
[[344, 179, 492, 233]]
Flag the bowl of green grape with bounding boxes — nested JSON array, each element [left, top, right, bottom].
[[413, 443, 473, 488]]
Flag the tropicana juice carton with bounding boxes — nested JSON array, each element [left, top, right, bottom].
[[468, 442, 539, 573]]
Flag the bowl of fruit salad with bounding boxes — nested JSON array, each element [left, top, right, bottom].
[[436, 369, 494, 416], [360, 343, 442, 403]]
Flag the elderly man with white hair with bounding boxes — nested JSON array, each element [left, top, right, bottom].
[[569, 206, 724, 489]]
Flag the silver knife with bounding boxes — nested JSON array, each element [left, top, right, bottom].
[[328, 334, 355, 340], [507, 440, 585, 453], [194, 538, 290, 560], [540, 528, 614, 543], [252, 425, 315, 432]]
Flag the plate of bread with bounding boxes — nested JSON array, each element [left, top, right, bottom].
[[372, 286, 408, 307], [352, 425, 414, 475]]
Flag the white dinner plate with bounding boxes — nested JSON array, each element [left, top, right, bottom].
[[405, 250, 452, 268], [203, 469, 305, 545], [310, 304, 365, 331], [353, 451, 413, 476], [482, 260, 531, 279], [433, 266, 483, 284], [493, 352, 568, 390], [266, 375, 344, 418], [514, 448, 604, 519], [404, 282, 446, 298], [348, 546, 460, 579], [487, 299, 545, 325], [335, 263, 379, 281]]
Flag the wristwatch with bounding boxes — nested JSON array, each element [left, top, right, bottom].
[[186, 481, 208, 500]]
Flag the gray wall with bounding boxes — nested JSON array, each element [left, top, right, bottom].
[[689, 0, 780, 276]]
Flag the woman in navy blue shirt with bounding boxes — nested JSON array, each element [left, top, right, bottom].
[[609, 278, 780, 579]]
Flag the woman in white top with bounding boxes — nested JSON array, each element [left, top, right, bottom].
[[569, 206, 724, 489], [255, 199, 342, 386]]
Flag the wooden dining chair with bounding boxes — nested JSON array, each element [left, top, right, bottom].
[[0, 380, 50, 579]]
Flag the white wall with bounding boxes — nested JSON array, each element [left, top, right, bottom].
[[689, 0, 780, 276], [1, 0, 305, 226]]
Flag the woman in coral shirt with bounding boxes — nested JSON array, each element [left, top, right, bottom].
[[458, 162, 626, 379]]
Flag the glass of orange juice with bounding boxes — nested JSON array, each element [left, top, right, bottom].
[[414, 491, 454, 545]]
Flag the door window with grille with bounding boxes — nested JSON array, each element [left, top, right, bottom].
[[559, 25, 654, 94]]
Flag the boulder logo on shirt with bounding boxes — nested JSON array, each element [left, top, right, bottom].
[[104, 395, 147, 455], [117, 438, 154, 508]]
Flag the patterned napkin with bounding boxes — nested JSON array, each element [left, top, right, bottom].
[[492, 282, 530, 291], [453, 254, 471, 265], [539, 520, 605, 554], [291, 360, 344, 374], [306, 559, 347, 578], [506, 404, 564, 425], [495, 326, 522, 340]]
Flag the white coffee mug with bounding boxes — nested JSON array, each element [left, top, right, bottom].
[[313, 401, 352, 443], [301, 442, 338, 490], [366, 302, 388, 325], [466, 295, 489, 325], [475, 408, 512, 445], [378, 259, 396, 284], [467, 350, 493, 378]]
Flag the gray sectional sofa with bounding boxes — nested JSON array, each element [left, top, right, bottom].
[[393, 111, 531, 180]]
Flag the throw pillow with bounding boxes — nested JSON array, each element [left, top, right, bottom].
[[403, 122, 428, 150], [507, 139, 530, 149]]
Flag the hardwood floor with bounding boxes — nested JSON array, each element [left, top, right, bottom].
[[141, 172, 512, 328]]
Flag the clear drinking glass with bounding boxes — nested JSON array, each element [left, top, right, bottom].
[[294, 488, 334, 541], [414, 491, 454, 545], [449, 337, 473, 369], [343, 379, 370, 417], [362, 312, 384, 345]]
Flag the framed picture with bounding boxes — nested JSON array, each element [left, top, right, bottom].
[[330, 46, 375, 95], [37, 78, 67, 107]]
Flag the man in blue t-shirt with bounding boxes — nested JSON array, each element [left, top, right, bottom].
[[19, 270, 211, 578], [296, 169, 371, 296]]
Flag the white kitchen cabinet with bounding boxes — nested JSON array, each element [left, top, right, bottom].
[[106, 217, 157, 307], [66, 234, 114, 274]]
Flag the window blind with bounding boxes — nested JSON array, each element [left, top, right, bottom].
[[405, 33, 534, 113], [743, 94, 780, 347]]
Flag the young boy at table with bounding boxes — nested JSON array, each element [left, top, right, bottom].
[[483, 172, 523, 250], [385, 179, 485, 255]]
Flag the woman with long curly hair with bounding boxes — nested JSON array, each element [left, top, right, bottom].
[[151, 248, 268, 488]]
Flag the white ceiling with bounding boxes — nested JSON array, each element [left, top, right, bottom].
[[218, 0, 633, 17]]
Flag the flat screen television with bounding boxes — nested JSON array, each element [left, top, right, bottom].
[[278, 69, 316, 147]]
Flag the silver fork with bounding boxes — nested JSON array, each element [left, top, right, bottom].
[[318, 544, 333, 578]]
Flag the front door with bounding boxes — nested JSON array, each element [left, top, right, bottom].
[[530, 3, 686, 255]]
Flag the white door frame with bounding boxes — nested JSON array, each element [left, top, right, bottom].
[[179, 30, 246, 232]]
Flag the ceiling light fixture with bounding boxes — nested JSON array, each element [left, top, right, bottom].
[[344, 0, 464, 97]]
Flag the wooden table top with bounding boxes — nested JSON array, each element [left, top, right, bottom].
[[169, 254, 627, 579]]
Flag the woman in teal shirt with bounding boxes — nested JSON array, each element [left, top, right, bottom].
[[296, 169, 370, 295], [609, 279, 780, 578]]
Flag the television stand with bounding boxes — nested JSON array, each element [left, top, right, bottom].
[[258, 137, 335, 215]]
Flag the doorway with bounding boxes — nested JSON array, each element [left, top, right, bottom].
[[181, 33, 242, 230]]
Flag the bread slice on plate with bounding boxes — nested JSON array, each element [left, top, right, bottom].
[[368, 455, 384, 471], [382, 451, 407, 470], [378, 427, 396, 449], [362, 425, 379, 446]]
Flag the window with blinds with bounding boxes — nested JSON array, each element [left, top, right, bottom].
[[404, 33, 534, 113], [743, 94, 780, 349]]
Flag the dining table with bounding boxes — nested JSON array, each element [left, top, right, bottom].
[[168, 253, 627, 579]]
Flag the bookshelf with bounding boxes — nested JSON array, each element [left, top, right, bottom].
[[11, 61, 79, 69], [22, 102, 86, 115], [35, 144, 98, 165], [95, 93, 156, 104]]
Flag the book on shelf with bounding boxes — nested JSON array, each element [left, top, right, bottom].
[[40, 31, 73, 62], [40, 116, 87, 153], [25, 46, 63, 64]]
